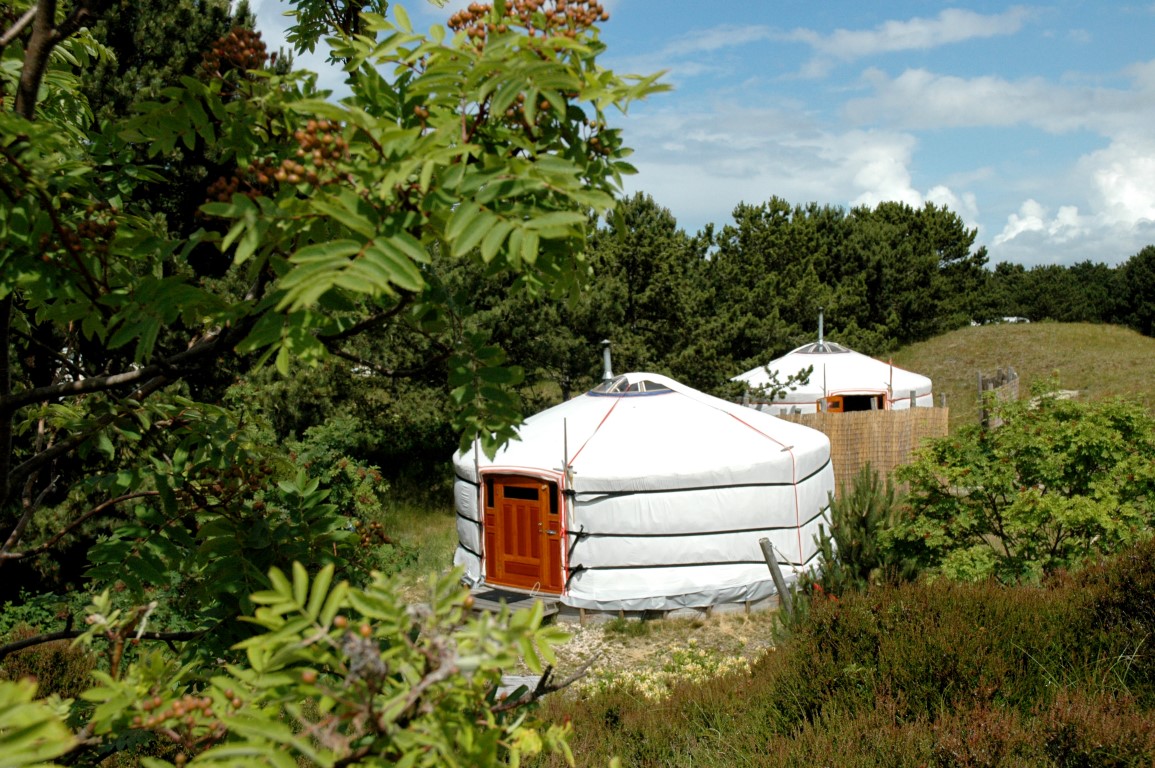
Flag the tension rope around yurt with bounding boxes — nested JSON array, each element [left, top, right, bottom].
[[452, 371, 835, 613]]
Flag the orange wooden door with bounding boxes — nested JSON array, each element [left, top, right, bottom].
[[482, 476, 563, 593]]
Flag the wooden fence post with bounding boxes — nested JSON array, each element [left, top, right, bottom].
[[759, 537, 792, 617]]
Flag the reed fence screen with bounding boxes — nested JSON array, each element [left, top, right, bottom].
[[778, 408, 949, 493]]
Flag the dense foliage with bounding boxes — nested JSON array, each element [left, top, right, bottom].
[[892, 390, 1155, 583], [1, 0, 662, 763]]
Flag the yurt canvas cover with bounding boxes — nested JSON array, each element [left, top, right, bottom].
[[734, 341, 933, 415], [453, 372, 834, 611]]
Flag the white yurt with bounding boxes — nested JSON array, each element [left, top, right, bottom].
[[734, 318, 933, 415], [452, 371, 834, 613]]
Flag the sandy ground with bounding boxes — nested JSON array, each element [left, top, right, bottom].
[[532, 610, 782, 683]]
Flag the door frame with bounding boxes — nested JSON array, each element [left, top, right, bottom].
[[479, 469, 567, 594]]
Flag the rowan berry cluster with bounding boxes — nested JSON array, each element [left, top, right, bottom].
[[448, 0, 609, 48], [351, 519, 394, 549], [205, 119, 349, 203], [585, 120, 618, 155], [130, 692, 227, 756], [200, 27, 271, 80], [205, 172, 258, 203], [496, 91, 559, 126], [133, 694, 214, 729], [290, 118, 349, 181], [183, 461, 274, 510], [39, 203, 118, 261]]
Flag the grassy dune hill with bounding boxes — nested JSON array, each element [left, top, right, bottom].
[[891, 322, 1155, 430]]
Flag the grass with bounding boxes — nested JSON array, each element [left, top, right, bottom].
[[892, 321, 1155, 430], [381, 493, 458, 599]]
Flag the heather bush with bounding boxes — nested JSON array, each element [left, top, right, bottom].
[[1064, 534, 1155, 703], [1038, 689, 1155, 766], [545, 542, 1155, 766]]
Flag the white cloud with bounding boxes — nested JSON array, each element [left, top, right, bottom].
[[845, 67, 1155, 133], [927, 186, 980, 228], [839, 131, 922, 207], [994, 200, 1089, 246], [618, 107, 981, 233], [791, 7, 1032, 74], [988, 134, 1155, 259], [1082, 137, 1155, 227]]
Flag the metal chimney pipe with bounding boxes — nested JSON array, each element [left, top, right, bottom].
[[817, 307, 825, 348], [601, 339, 613, 380]]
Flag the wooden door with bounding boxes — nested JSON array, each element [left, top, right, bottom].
[[482, 475, 563, 593]]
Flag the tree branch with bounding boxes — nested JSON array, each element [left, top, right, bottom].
[[490, 654, 600, 713], [4, 373, 172, 505], [0, 5, 37, 49], [0, 326, 229, 415], [0, 627, 207, 662], [0, 296, 12, 509], [317, 298, 410, 344], [0, 491, 159, 562], [52, 0, 110, 44], [15, 0, 56, 119], [328, 348, 450, 380]]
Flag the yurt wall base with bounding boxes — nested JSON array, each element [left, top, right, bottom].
[[556, 592, 783, 625], [467, 585, 784, 625]]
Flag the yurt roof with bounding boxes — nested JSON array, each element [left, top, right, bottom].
[[733, 342, 932, 399], [454, 372, 831, 493]]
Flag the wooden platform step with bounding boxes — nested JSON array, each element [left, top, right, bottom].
[[469, 587, 559, 618]]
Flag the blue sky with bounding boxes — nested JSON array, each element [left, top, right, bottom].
[[251, 2, 1155, 267]]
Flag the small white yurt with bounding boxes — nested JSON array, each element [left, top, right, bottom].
[[452, 371, 834, 613], [734, 316, 933, 415]]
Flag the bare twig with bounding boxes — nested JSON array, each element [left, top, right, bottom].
[[317, 299, 410, 344], [0, 5, 37, 48], [0, 627, 207, 662], [327, 347, 450, 379], [0, 491, 160, 561], [491, 653, 601, 713], [0, 296, 12, 509]]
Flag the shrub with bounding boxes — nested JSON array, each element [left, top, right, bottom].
[[892, 392, 1155, 583], [0, 626, 97, 700], [1039, 689, 1155, 766], [548, 552, 1155, 766]]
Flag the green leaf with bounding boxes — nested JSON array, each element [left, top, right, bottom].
[[319, 580, 349, 626], [446, 201, 480, 243], [292, 562, 309, 607], [520, 229, 540, 265], [453, 207, 497, 257], [364, 239, 426, 292], [290, 240, 364, 264], [306, 563, 335, 620], [523, 210, 585, 234], [310, 196, 376, 240], [480, 219, 514, 263], [392, 3, 412, 32]]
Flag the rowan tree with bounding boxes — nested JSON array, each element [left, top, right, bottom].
[[0, 0, 662, 762]]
